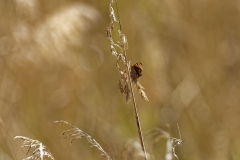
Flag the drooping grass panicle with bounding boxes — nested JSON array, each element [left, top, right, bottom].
[[14, 136, 54, 160], [134, 81, 149, 101], [118, 68, 131, 103], [54, 120, 112, 160]]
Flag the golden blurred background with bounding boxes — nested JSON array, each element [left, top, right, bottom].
[[1, 0, 240, 159]]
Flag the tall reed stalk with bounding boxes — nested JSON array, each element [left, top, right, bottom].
[[106, 0, 149, 159]]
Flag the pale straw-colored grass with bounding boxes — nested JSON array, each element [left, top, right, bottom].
[[14, 136, 54, 160], [106, 0, 149, 160], [55, 120, 112, 160]]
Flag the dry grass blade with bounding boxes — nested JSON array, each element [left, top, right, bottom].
[[14, 136, 54, 160], [54, 120, 112, 160]]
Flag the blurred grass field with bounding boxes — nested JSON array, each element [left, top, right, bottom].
[[1, 0, 240, 159]]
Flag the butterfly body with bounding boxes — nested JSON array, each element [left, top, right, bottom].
[[131, 62, 143, 81]]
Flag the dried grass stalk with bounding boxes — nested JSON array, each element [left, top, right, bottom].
[[14, 136, 54, 160], [106, 0, 148, 160], [55, 120, 112, 160]]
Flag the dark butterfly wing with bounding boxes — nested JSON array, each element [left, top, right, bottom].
[[134, 63, 143, 78]]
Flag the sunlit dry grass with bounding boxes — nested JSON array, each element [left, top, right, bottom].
[[15, 136, 54, 160], [1, 0, 240, 160], [55, 120, 112, 160]]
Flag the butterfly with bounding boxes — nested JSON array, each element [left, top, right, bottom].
[[131, 62, 143, 81]]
